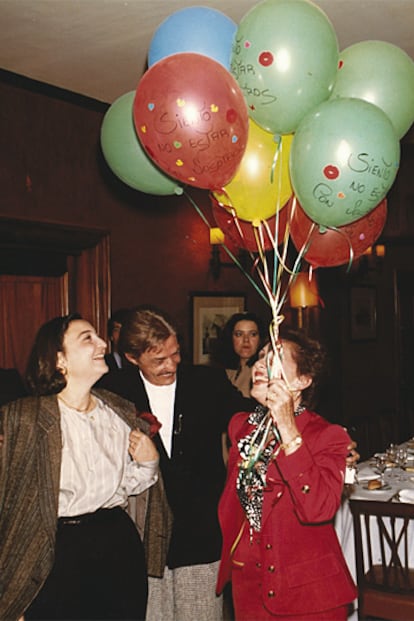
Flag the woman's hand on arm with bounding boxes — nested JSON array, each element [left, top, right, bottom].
[[128, 429, 158, 463]]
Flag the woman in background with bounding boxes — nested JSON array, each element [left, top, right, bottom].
[[216, 312, 266, 467], [217, 311, 266, 398], [0, 313, 158, 621]]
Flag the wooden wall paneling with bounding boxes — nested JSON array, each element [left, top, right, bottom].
[[69, 234, 111, 341], [0, 273, 68, 376]]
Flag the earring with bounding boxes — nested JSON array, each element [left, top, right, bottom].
[[58, 366, 67, 376]]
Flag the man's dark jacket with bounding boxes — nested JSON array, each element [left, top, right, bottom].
[[99, 362, 253, 574]]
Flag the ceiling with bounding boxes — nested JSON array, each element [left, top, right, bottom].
[[1, 0, 414, 108]]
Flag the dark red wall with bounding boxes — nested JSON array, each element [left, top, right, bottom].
[[0, 74, 271, 353], [1, 72, 414, 437]]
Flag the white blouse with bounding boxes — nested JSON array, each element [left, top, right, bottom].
[[58, 396, 158, 517]]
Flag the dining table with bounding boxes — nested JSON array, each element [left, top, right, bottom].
[[334, 438, 414, 620]]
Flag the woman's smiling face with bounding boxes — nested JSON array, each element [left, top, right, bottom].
[[57, 319, 108, 385]]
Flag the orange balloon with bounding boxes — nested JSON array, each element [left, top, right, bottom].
[[213, 120, 293, 222]]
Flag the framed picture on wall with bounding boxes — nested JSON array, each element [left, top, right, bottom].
[[190, 292, 246, 365], [350, 286, 377, 341]]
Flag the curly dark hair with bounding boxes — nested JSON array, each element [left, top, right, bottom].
[[277, 326, 327, 410], [25, 313, 82, 396], [215, 311, 267, 370]]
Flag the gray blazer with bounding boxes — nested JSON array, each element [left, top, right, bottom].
[[0, 388, 146, 621]]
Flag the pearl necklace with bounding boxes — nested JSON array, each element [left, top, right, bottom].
[[58, 393, 94, 413]]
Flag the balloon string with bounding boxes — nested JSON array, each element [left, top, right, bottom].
[[183, 189, 213, 229], [259, 137, 289, 317], [268, 320, 291, 387], [252, 223, 266, 257], [209, 193, 288, 310], [213, 193, 262, 256], [281, 250, 305, 310], [219, 208, 265, 278], [185, 189, 311, 335], [221, 244, 270, 304], [324, 224, 355, 272], [269, 135, 281, 185], [184, 189, 269, 304], [270, 136, 283, 289], [228, 206, 263, 256], [272, 199, 294, 308]]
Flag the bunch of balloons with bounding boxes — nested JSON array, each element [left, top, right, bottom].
[[100, 0, 414, 294], [101, 6, 248, 193]]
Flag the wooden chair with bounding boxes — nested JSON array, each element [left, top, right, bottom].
[[349, 498, 414, 621]]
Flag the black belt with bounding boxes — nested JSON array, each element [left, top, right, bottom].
[[58, 506, 122, 526]]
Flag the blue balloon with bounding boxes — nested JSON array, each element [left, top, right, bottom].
[[148, 6, 237, 70]]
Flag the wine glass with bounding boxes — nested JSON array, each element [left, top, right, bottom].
[[386, 444, 397, 478], [386, 443, 397, 461], [375, 454, 387, 484], [395, 447, 408, 481]]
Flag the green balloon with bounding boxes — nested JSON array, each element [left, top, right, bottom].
[[231, 0, 338, 134], [290, 98, 400, 228], [100, 92, 183, 196], [331, 41, 414, 140]]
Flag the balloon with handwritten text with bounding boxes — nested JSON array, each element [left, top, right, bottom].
[[231, 0, 339, 135], [331, 41, 414, 140], [100, 91, 183, 196], [133, 53, 249, 190], [289, 98, 400, 228], [148, 6, 237, 70], [289, 197, 387, 268]]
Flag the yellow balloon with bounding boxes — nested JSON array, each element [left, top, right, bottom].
[[213, 120, 293, 222]]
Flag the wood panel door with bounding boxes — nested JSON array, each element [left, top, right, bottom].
[[0, 217, 110, 381], [0, 274, 68, 376]]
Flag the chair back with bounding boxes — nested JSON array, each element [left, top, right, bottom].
[[349, 498, 414, 621]]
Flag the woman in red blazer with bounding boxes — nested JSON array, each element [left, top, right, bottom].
[[217, 328, 357, 620]]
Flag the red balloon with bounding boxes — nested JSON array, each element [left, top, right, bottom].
[[289, 197, 387, 268], [133, 53, 248, 190], [211, 195, 289, 252]]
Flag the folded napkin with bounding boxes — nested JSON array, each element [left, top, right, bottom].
[[399, 489, 414, 504], [357, 465, 380, 482]]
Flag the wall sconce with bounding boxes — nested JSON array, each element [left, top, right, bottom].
[[209, 227, 241, 280], [362, 244, 386, 259], [289, 272, 320, 330], [357, 243, 386, 274]]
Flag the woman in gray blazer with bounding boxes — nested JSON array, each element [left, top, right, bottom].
[[0, 313, 158, 621]]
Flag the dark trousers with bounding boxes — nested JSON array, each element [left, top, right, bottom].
[[26, 507, 147, 620]]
